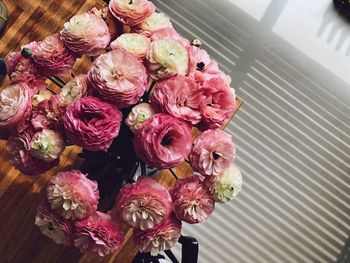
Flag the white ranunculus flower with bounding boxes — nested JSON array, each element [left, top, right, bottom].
[[125, 103, 156, 132], [135, 12, 173, 36], [110, 33, 150, 59], [59, 75, 89, 107]]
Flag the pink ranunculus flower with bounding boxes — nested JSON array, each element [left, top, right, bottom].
[[88, 49, 148, 109], [63, 96, 122, 151], [170, 175, 215, 224], [6, 128, 59, 175], [115, 177, 172, 230], [151, 28, 190, 48], [74, 211, 124, 257], [109, 0, 155, 26], [125, 103, 156, 133], [0, 83, 32, 139], [133, 215, 182, 256], [35, 202, 74, 246], [110, 33, 150, 59], [32, 34, 76, 77], [133, 113, 192, 169], [189, 129, 236, 176], [133, 12, 173, 37], [60, 12, 111, 56], [47, 170, 99, 220], [151, 76, 202, 125], [187, 46, 222, 84], [198, 77, 236, 130], [59, 75, 90, 107], [146, 39, 189, 80], [90, 7, 124, 40]]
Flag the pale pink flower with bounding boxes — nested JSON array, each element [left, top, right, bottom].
[[0, 83, 32, 139], [133, 12, 173, 37], [133, 215, 182, 256], [90, 7, 124, 40], [74, 211, 124, 256], [109, 0, 155, 26], [88, 49, 148, 108], [151, 76, 202, 125], [59, 75, 90, 107], [63, 96, 122, 151], [60, 12, 111, 56], [190, 129, 236, 176], [170, 175, 214, 224], [151, 28, 190, 48], [32, 34, 76, 77], [146, 39, 189, 80], [110, 33, 150, 59], [35, 202, 74, 246], [47, 170, 99, 220], [125, 103, 156, 133], [187, 46, 222, 84], [198, 77, 236, 130], [133, 113, 192, 169], [115, 177, 172, 230]]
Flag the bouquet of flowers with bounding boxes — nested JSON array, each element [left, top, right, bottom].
[[0, 0, 243, 257]]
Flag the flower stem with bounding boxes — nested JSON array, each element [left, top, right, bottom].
[[169, 168, 179, 180], [140, 161, 146, 177], [145, 80, 156, 100]]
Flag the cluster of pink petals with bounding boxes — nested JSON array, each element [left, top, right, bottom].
[[133, 215, 182, 256], [151, 28, 190, 48], [109, 0, 155, 26], [46, 170, 99, 220], [88, 49, 148, 109], [74, 211, 124, 256], [187, 46, 222, 84], [198, 77, 236, 130], [0, 83, 32, 139], [6, 127, 59, 175], [63, 96, 122, 151], [151, 76, 202, 125], [190, 129, 236, 176], [115, 177, 172, 230], [90, 7, 124, 40], [32, 34, 76, 77], [171, 175, 214, 224], [133, 113, 192, 169], [60, 12, 111, 57], [35, 202, 74, 246]]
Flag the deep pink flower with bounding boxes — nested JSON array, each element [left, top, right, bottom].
[[115, 177, 172, 230], [47, 170, 99, 220], [63, 96, 122, 151], [133, 215, 181, 256], [190, 129, 236, 176], [6, 128, 59, 175], [60, 12, 111, 56], [198, 77, 236, 130], [151, 28, 190, 48], [74, 211, 124, 256], [35, 202, 74, 246], [170, 175, 214, 224], [88, 49, 148, 109], [133, 113, 192, 169], [109, 0, 155, 26], [151, 76, 202, 125], [0, 83, 32, 139]]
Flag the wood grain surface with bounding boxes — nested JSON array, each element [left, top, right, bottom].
[[0, 1, 243, 262]]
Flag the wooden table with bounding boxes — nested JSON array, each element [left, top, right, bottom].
[[0, 1, 242, 262]]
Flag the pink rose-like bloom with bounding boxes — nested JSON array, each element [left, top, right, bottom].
[[187, 46, 222, 84], [0, 83, 32, 139], [90, 7, 124, 40], [125, 103, 156, 133], [109, 0, 155, 26], [59, 75, 90, 107], [110, 33, 150, 59], [115, 177, 172, 230], [133, 114, 192, 169], [133, 215, 181, 256], [74, 211, 124, 257], [133, 12, 173, 37], [6, 128, 59, 175], [60, 12, 111, 56], [151, 76, 202, 125], [171, 175, 214, 224], [32, 34, 76, 77], [47, 170, 99, 220], [190, 129, 236, 176], [35, 202, 74, 246], [199, 77, 236, 130], [63, 96, 122, 151], [151, 28, 190, 48], [88, 49, 148, 109]]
